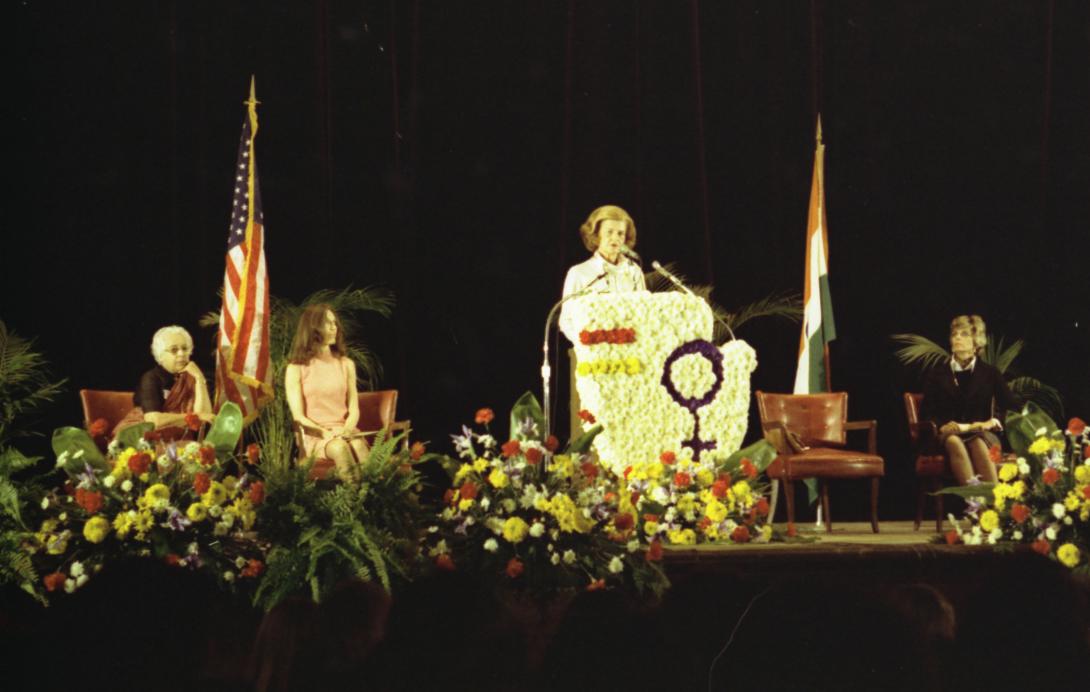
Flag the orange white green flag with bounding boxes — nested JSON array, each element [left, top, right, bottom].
[[793, 116, 836, 396]]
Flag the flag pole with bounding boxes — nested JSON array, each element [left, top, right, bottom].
[[816, 115, 832, 393]]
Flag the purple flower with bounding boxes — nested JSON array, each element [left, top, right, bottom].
[[518, 417, 539, 439], [163, 509, 192, 532]]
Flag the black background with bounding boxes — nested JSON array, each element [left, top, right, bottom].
[[8, 1, 1089, 521]]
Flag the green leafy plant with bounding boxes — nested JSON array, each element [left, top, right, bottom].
[[891, 332, 1063, 420]]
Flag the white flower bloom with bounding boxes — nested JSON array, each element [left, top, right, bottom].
[[213, 522, 229, 536], [41, 497, 50, 510], [562, 549, 576, 565], [223, 571, 235, 583], [1052, 503, 1066, 519], [550, 552, 561, 565], [664, 507, 677, 523], [1045, 525, 1058, 540], [208, 505, 223, 518], [483, 538, 499, 553], [478, 434, 496, 448], [480, 497, 491, 511], [55, 451, 69, 468], [235, 556, 247, 569], [70, 561, 84, 577], [650, 486, 669, 504], [75, 575, 89, 588], [58, 512, 67, 522], [427, 525, 439, 533], [529, 522, 545, 538], [64, 578, 76, 593], [187, 542, 199, 555], [608, 556, 624, 573], [1017, 457, 1030, 475], [987, 528, 1003, 544], [501, 499, 517, 513], [1012, 530, 1023, 541], [73, 449, 85, 460], [465, 516, 475, 526], [107, 439, 121, 455], [1063, 516, 1073, 526], [1034, 426, 1047, 437], [120, 480, 133, 493], [626, 540, 640, 553], [103, 475, 116, 488]]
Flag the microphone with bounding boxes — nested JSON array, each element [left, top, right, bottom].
[[620, 244, 641, 263]]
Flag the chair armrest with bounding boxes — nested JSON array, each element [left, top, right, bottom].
[[845, 419, 878, 455], [389, 420, 411, 448], [293, 420, 325, 438]]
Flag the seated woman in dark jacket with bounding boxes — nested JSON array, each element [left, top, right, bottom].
[[920, 315, 1019, 485]]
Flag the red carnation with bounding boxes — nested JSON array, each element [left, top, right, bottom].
[[1032, 539, 1051, 556], [586, 578, 606, 592], [630, 491, 641, 505], [193, 472, 211, 496], [246, 443, 261, 466], [501, 439, 521, 458], [614, 513, 634, 531], [579, 330, 592, 345], [128, 452, 151, 476], [1082, 485, 1090, 500], [755, 497, 770, 516], [580, 461, 599, 480], [443, 488, 455, 505], [43, 572, 66, 592], [241, 559, 265, 578], [643, 513, 659, 522], [988, 445, 1002, 464], [578, 410, 596, 424], [89, 418, 110, 438], [730, 525, 752, 543], [459, 481, 479, 500], [525, 447, 543, 465], [697, 517, 712, 531], [409, 441, 426, 461], [505, 558, 524, 579], [660, 451, 676, 465], [711, 479, 728, 499], [248, 480, 266, 505], [475, 408, 495, 425], [1043, 468, 1061, 486], [198, 446, 216, 467], [75, 488, 103, 514], [945, 530, 960, 545], [1010, 503, 1030, 524], [1084, 445, 1090, 460], [623, 466, 633, 480], [544, 435, 559, 452], [646, 540, 663, 562], [673, 472, 692, 488], [184, 412, 201, 432], [164, 554, 181, 567], [1067, 417, 1087, 436], [435, 554, 455, 571], [740, 458, 758, 479]]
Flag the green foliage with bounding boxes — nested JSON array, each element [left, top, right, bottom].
[[116, 422, 154, 450], [891, 331, 1064, 420], [1004, 402, 1060, 460], [51, 427, 107, 472], [721, 439, 778, 474], [508, 391, 546, 442], [205, 402, 243, 453], [934, 483, 997, 499], [0, 320, 67, 448], [253, 430, 425, 611]]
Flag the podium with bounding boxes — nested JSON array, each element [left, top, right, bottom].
[[565, 292, 757, 474]]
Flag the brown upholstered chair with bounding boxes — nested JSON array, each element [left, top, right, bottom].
[[79, 389, 135, 433], [298, 389, 410, 481], [755, 391, 884, 534]]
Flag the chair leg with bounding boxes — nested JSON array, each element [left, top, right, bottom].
[[933, 479, 944, 533], [767, 478, 779, 523], [820, 480, 832, 533], [870, 477, 880, 533], [914, 478, 925, 531], [783, 480, 797, 537]]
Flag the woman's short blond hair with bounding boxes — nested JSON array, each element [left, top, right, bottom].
[[579, 205, 637, 253], [950, 315, 987, 355]]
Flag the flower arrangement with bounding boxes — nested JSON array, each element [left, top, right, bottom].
[[942, 405, 1089, 573], [566, 292, 757, 474], [22, 404, 267, 599], [622, 440, 777, 547], [430, 393, 669, 597]]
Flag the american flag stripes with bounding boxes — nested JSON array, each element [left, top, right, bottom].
[[215, 78, 272, 422]]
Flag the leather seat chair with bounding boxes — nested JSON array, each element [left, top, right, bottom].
[[298, 389, 410, 481], [79, 389, 135, 433], [756, 391, 884, 534]]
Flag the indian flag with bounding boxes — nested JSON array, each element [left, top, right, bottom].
[[793, 116, 836, 395]]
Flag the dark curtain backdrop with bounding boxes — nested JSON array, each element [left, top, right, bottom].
[[8, 0, 1089, 520]]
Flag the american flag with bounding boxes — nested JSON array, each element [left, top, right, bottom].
[[215, 78, 272, 422]]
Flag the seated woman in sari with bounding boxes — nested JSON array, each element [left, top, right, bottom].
[[114, 325, 214, 438], [920, 314, 1019, 485], [284, 304, 368, 484]]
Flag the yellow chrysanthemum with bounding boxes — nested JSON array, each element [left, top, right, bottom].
[[472, 458, 490, 473], [1010, 480, 1027, 500], [1073, 466, 1090, 484], [731, 480, 752, 502], [112, 511, 135, 538], [696, 469, 715, 488], [647, 461, 665, 480], [979, 509, 1000, 533], [83, 516, 110, 544], [643, 520, 660, 536], [186, 502, 207, 522], [488, 468, 509, 489], [458, 498, 474, 512], [230, 498, 256, 530], [760, 525, 773, 542], [1056, 543, 1081, 568], [453, 463, 473, 484], [223, 475, 240, 498], [1064, 492, 1081, 511], [143, 483, 171, 511], [702, 524, 720, 540], [502, 516, 529, 544], [201, 481, 228, 507], [998, 463, 1018, 482], [676, 494, 696, 515], [666, 527, 697, 545], [705, 499, 728, 523], [548, 454, 573, 479], [542, 494, 594, 533], [133, 510, 154, 537]]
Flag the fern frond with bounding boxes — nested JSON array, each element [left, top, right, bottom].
[[1008, 377, 1064, 421], [990, 337, 1023, 375], [891, 334, 950, 371]]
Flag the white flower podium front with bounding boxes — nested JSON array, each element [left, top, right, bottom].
[[567, 292, 757, 474]]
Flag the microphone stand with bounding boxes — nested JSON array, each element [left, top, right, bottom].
[[651, 260, 736, 341], [541, 271, 609, 439]]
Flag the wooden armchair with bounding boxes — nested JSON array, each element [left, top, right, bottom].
[[756, 391, 884, 534], [79, 389, 135, 434], [297, 389, 410, 481]]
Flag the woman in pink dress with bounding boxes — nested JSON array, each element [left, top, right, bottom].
[[285, 304, 369, 484]]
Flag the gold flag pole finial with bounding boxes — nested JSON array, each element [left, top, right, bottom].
[[815, 113, 823, 147], [245, 75, 260, 110]]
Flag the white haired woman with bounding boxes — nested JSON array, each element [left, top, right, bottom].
[[114, 325, 214, 437], [920, 315, 1020, 485]]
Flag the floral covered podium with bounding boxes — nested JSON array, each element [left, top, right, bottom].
[[566, 292, 757, 474]]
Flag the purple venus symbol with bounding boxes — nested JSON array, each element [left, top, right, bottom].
[[660, 339, 724, 460]]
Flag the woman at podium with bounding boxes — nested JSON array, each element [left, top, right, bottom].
[[558, 204, 647, 341]]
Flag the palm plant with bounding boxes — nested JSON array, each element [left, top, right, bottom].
[[891, 332, 1063, 420], [645, 263, 802, 343], [201, 286, 395, 473]]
